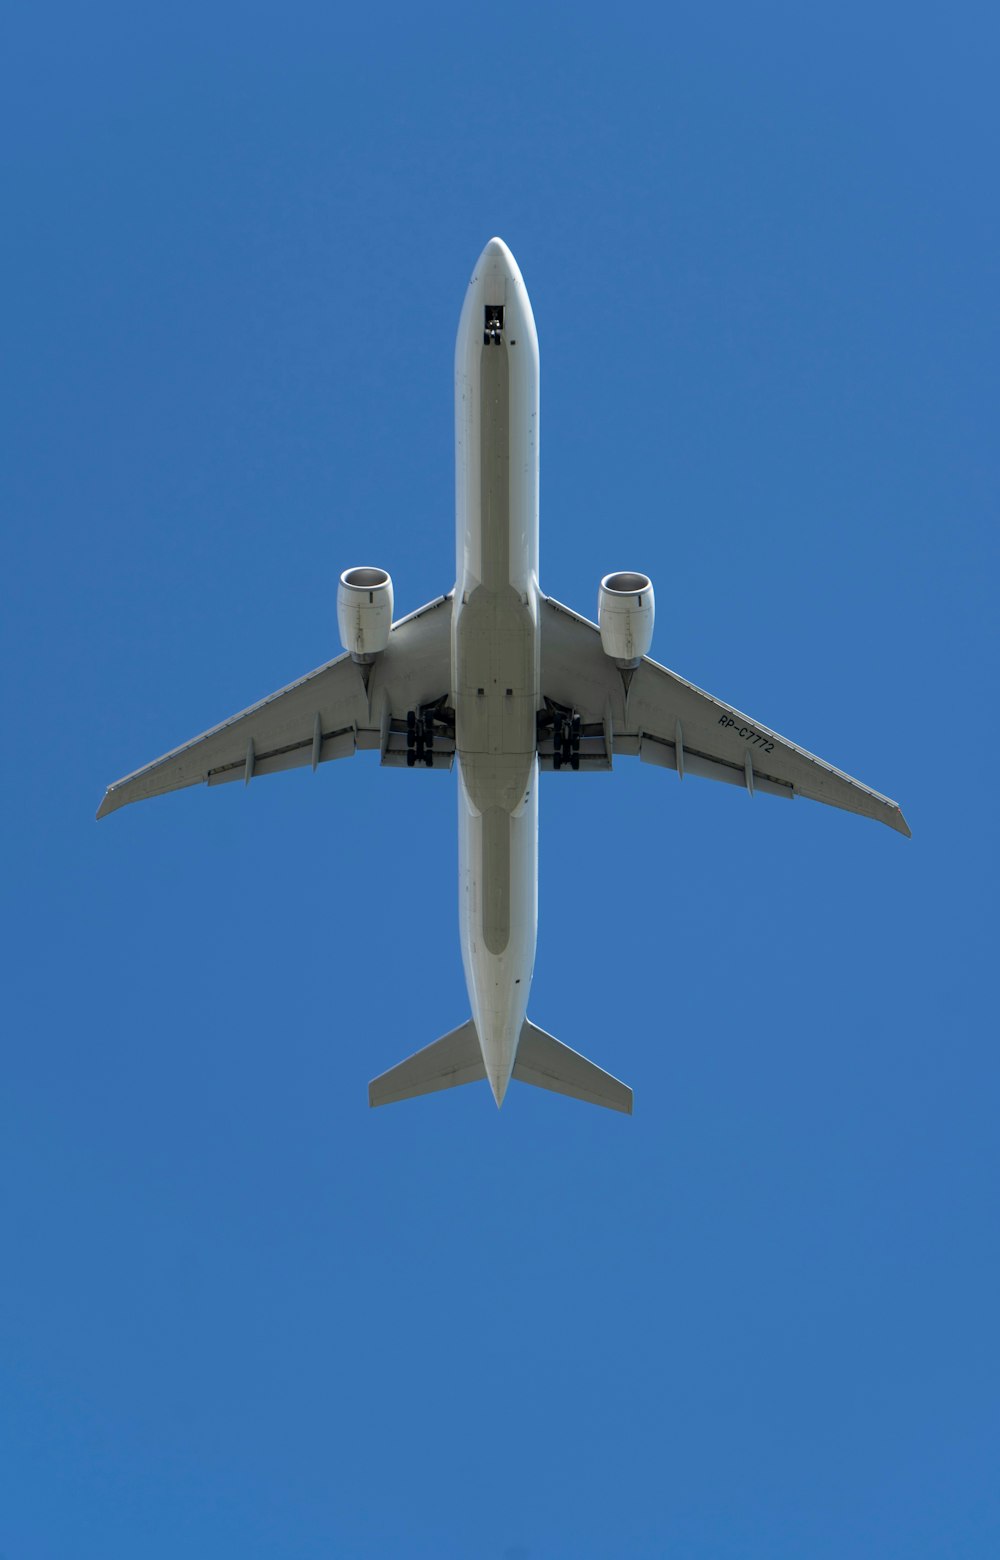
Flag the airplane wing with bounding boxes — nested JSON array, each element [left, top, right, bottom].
[[97, 594, 455, 818], [539, 595, 910, 836]]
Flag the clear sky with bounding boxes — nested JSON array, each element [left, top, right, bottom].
[[3, 4, 998, 1556]]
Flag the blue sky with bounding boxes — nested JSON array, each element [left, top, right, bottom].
[[3, 4, 998, 1556]]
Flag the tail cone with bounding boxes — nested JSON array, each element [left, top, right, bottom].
[[488, 1068, 510, 1108]]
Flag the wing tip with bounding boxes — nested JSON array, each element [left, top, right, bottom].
[[889, 805, 912, 839], [95, 790, 118, 820]]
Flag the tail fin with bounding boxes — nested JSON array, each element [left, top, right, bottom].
[[368, 1020, 484, 1107], [513, 1021, 633, 1114]]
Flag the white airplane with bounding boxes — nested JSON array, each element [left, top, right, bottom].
[[98, 237, 910, 1114]]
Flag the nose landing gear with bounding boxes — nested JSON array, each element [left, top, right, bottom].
[[483, 305, 504, 345]]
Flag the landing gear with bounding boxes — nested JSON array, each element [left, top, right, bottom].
[[553, 711, 581, 771], [483, 305, 504, 345], [538, 699, 581, 770], [405, 697, 454, 768]]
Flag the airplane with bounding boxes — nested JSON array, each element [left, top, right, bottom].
[[97, 236, 910, 1115]]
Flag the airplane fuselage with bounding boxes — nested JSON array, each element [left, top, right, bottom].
[[96, 234, 908, 1116], [452, 239, 540, 1104]]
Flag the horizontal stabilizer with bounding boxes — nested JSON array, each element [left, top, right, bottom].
[[368, 1020, 484, 1107], [513, 1021, 633, 1114]]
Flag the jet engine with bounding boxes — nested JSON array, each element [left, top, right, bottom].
[[337, 566, 394, 661], [598, 571, 655, 667]]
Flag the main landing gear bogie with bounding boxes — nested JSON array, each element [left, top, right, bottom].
[[405, 698, 454, 768], [553, 711, 582, 771], [538, 700, 582, 771]]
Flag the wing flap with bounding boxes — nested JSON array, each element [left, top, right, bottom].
[[626, 656, 910, 833], [638, 732, 793, 798], [540, 594, 909, 835], [97, 659, 369, 816], [204, 726, 360, 787], [97, 595, 454, 818]]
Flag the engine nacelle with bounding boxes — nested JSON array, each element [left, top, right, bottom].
[[598, 571, 655, 667], [337, 567, 394, 662]]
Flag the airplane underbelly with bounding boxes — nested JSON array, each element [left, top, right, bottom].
[[458, 779, 537, 1074], [453, 242, 540, 1084]]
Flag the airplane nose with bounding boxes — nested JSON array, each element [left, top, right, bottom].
[[482, 236, 514, 268], [458, 235, 537, 359], [474, 236, 518, 294]]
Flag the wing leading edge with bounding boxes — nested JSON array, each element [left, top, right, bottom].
[[97, 594, 454, 818], [539, 595, 910, 836]]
